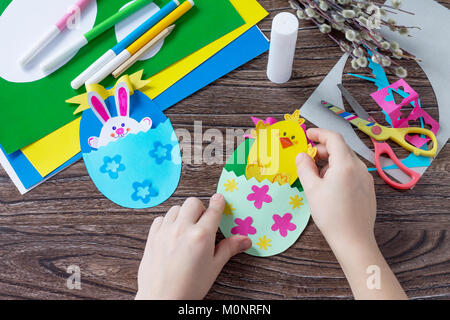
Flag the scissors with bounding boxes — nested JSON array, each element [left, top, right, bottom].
[[321, 84, 437, 190]]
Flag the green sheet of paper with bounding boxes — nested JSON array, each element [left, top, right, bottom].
[[0, 0, 244, 154]]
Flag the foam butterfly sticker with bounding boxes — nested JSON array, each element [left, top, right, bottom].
[[217, 111, 313, 257], [71, 74, 181, 209]]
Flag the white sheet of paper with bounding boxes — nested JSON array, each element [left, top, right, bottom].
[[0, 0, 97, 83], [0, 148, 28, 194]]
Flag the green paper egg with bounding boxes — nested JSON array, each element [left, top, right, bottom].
[[217, 139, 311, 257]]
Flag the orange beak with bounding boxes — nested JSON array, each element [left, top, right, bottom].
[[280, 137, 293, 149]]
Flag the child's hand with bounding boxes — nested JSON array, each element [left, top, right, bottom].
[[296, 128, 406, 299], [135, 194, 252, 300], [296, 128, 376, 250]]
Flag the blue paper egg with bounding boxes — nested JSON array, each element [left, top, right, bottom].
[[80, 90, 181, 209]]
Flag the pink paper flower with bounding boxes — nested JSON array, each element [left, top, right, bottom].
[[271, 213, 297, 237], [231, 217, 257, 236], [247, 185, 272, 209]]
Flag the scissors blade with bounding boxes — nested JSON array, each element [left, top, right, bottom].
[[337, 84, 371, 121], [321, 100, 375, 129]]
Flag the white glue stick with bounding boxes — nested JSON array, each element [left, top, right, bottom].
[[267, 12, 299, 84]]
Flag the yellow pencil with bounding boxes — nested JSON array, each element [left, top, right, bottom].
[[86, 0, 194, 84]]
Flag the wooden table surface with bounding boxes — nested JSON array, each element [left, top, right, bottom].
[[0, 0, 449, 300]]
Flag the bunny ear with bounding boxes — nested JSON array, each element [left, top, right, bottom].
[[115, 82, 130, 118], [87, 91, 111, 124]]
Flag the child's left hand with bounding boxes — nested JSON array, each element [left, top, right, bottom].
[[135, 194, 252, 300]]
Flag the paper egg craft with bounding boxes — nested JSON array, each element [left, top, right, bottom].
[[218, 112, 314, 257], [78, 76, 181, 209]]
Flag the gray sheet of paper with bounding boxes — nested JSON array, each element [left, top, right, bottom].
[[381, 0, 450, 154], [300, 0, 450, 184]]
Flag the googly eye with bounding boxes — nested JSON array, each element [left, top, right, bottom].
[[112, 126, 117, 131], [121, 123, 125, 127]]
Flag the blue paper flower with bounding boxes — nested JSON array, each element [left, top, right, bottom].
[[100, 155, 125, 179], [131, 180, 158, 204], [149, 141, 173, 164]]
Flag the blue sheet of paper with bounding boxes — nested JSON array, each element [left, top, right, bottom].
[[0, 145, 81, 193]]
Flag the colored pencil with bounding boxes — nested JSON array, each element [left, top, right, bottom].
[[41, 0, 153, 72], [20, 0, 94, 66], [112, 25, 175, 78], [71, 0, 179, 90], [86, 0, 195, 85]]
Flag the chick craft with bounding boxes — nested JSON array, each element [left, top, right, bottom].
[[245, 110, 317, 185]]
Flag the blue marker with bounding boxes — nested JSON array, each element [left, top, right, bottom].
[[71, 0, 179, 89]]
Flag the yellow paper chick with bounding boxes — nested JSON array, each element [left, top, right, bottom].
[[245, 110, 317, 185]]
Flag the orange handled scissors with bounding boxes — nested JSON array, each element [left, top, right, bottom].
[[321, 84, 437, 190]]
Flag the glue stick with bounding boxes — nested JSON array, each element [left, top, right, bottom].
[[267, 12, 299, 84]]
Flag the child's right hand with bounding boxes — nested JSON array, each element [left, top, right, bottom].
[[296, 128, 377, 250], [296, 128, 407, 299]]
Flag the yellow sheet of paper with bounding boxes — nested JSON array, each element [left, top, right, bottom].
[[22, 0, 267, 177], [21, 118, 81, 177]]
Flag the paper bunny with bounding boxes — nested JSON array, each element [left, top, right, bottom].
[[87, 82, 152, 149]]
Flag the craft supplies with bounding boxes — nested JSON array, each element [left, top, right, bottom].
[[0, 0, 268, 194], [321, 100, 437, 158], [322, 84, 438, 189], [266, 12, 298, 84], [139, 0, 267, 99], [370, 79, 440, 148], [19, 0, 94, 66], [349, 55, 435, 172], [86, 0, 195, 85], [3, 24, 269, 195], [71, 0, 179, 90], [113, 25, 176, 78], [41, 0, 153, 72], [0, 0, 245, 154]]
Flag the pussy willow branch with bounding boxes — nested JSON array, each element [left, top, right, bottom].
[[288, 0, 418, 77]]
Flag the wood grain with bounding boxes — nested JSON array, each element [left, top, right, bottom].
[[0, 0, 449, 300]]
